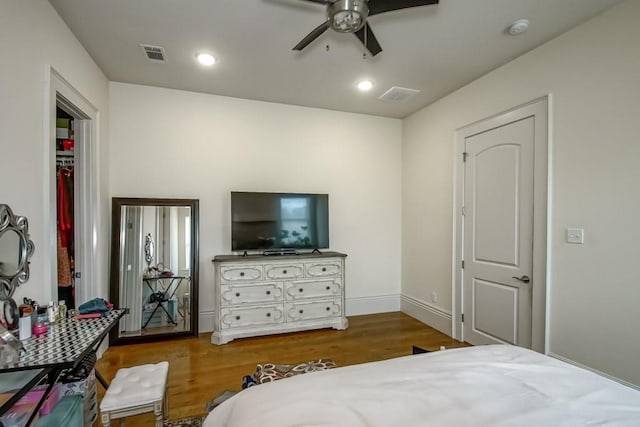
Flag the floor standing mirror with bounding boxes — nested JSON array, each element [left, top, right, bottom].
[[109, 198, 199, 344]]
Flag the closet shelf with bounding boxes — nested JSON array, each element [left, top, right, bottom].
[[56, 150, 74, 157]]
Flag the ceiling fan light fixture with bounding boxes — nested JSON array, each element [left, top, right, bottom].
[[328, 0, 369, 33]]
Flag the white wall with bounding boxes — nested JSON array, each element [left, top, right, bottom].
[[402, 0, 640, 386], [109, 83, 402, 331], [0, 1, 109, 304]]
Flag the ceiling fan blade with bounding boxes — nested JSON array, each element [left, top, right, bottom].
[[293, 21, 330, 51], [354, 24, 382, 57], [368, 0, 439, 16]]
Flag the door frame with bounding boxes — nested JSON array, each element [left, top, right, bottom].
[[452, 96, 551, 353], [44, 67, 102, 307]]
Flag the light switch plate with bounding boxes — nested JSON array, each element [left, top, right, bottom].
[[566, 228, 584, 244]]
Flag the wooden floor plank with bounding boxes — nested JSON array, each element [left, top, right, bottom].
[[95, 312, 466, 425]]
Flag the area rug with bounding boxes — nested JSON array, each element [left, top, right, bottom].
[[164, 415, 206, 427]]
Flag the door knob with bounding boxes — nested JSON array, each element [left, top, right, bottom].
[[512, 275, 530, 283]]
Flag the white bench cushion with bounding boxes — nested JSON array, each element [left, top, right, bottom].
[[100, 361, 168, 411]]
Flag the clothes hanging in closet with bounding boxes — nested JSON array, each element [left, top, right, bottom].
[[57, 166, 74, 287]]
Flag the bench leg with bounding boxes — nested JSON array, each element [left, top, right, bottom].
[[101, 412, 111, 427], [154, 400, 163, 427], [164, 388, 169, 421]]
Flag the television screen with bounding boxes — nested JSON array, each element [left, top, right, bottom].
[[231, 192, 329, 252]]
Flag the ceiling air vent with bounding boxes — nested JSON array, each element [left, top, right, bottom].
[[378, 86, 420, 103], [140, 44, 167, 63]]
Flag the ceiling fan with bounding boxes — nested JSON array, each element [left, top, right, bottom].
[[292, 0, 440, 56]]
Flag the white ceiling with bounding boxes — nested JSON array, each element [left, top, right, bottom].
[[49, 0, 623, 118]]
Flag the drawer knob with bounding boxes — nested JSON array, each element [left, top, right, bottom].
[[235, 315, 240, 320], [283, 270, 287, 274], [322, 267, 327, 272], [326, 307, 330, 311], [266, 312, 271, 317], [299, 288, 304, 293], [299, 309, 304, 314], [266, 290, 271, 295], [240, 272, 245, 277], [326, 286, 330, 290], [235, 292, 240, 297]]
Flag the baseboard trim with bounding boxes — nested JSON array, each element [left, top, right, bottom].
[[345, 294, 401, 316], [401, 295, 452, 336], [199, 310, 215, 333], [548, 352, 640, 391]]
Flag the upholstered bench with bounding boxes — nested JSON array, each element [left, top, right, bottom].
[[100, 361, 169, 427]]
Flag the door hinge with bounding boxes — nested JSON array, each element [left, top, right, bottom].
[[461, 206, 465, 216], [461, 313, 465, 322], [74, 272, 81, 279], [461, 260, 465, 269], [462, 152, 468, 162]]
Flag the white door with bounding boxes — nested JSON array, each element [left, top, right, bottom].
[[463, 116, 534, 347]]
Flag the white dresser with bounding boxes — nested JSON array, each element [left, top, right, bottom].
[[212, 252, 348, 345]]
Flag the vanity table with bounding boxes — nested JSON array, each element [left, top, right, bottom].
[[0, 309, 126, 426]]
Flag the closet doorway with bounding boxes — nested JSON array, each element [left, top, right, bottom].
[[48, 69, 101, 310]]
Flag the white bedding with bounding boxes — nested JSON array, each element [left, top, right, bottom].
[[203, 345, 640, 427]]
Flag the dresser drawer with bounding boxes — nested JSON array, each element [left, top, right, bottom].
[[305, 260, 342, 277], [264, 263, 303, 280], [285, 299, 342, 322], [220, 282, 283, 306], [220, 265, 263, 283], [220, 305, 284, 329], [284, 278, 342, 301]]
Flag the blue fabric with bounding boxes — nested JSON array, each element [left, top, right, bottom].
[[77, 298, 110, 314], [241, 374, 257, 389]]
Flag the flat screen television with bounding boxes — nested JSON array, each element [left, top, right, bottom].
[[231, 192, 329, 252]]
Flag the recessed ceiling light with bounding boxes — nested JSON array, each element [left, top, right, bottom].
[[357, 80, 374, 91], [196, 53, 216, 66], [508, 19, 530, 36]]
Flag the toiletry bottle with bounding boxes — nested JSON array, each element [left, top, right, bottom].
[[58, 300, 67, 320], [47, 301, 56, 323]]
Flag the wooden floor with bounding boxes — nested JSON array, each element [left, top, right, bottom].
[[95, 312, 466, 426]]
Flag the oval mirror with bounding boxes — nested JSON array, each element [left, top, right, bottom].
[[0, 204, 34, 301]]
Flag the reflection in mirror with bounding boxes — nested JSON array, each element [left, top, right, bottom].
[[0, 230, 23, 277], [110, 198, 199, 343]]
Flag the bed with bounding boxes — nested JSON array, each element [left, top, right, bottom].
[[203, 345, 640, 426]]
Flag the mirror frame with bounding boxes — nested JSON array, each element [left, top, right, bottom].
[[109, 197, 199, 344], [0, 204, 35, 301]]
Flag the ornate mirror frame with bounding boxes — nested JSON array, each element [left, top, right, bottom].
[[0, 204, 35, 301], [109, 198, 199, 344]]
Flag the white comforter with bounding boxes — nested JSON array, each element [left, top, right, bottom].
[[203, 345, 640, 426]]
